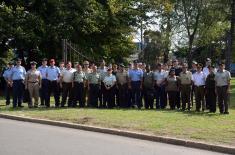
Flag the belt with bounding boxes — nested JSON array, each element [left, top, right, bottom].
[[13, 79, 23, 81], [195, 85, 205, 87], [216, 85, 228, 88], [28, 81, 38, 83]]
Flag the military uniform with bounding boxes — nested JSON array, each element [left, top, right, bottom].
[[10, 61, 26, 108], [103, 73, 116, 108], [88, 72, 101, 108], [116, 70, 129, 108], [215, 69, 231, 114], [25, 65, 41, 108], [98, 67, 107, 108], [128, 68, 143, 109], [73, 71, 87, 107], [83, 68, 92, 106], [38, 63, 48, 106], [60, 68, 76, 107], [165, 75, 179, 110], [143, 71, 155, 109], [178, 71, 192, 111], [46, 63, 61, 107], [3, 63, 13, 105], [205, 72, 216, 112], [192, 71, 206, 112]]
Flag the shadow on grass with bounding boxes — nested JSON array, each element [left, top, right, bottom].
[[0, 103, 233, 117]]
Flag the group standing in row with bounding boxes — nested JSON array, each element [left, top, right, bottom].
[[2, 58, 231, 114]]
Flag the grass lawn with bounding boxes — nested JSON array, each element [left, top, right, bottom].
[[0, 78, 235, 146]]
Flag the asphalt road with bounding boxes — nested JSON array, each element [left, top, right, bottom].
[[0, 118, 227, 155]]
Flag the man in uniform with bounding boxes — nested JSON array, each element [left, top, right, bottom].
[[103, 68, 117, 108], [171, 59, 182, 109], [143, 65, 155, 109], [60, 61, 76, 107], [203, 58, 212, 110], [192, 63, 206, 112], [98, 59, 107, 108], [205, 65, 216, 113], [154, 63, 167, 109], [46, 59, 61, 107], [178, 63, 192, 111], [72, 64, 87, 107], [116, 64, 129, 108], [37, 58, 48, 106], [128, 60, 143, 109], [25, 61, 42, 108], [83, 60, 92, 106], [190, 61, 198, 107], [88, 65, 101, 108], [215, 62, 231, 114], [3, 61, 14, 106], [10, 58, 26, 108]]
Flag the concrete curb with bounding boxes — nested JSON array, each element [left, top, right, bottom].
[[0, 113, 234, 154]]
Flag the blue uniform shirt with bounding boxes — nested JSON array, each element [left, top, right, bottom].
[[3, 68, 12, 80], [128, 69, 143, 81], [10, 66, 26, 80], [46, 66, 60, 81], [38, 65, 48, 79]]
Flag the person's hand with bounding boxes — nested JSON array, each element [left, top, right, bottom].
[[25, 86, 28, 90], [60, 83, 63, 88], [227, 89, 231, 94], [128, 85, 131, 89]]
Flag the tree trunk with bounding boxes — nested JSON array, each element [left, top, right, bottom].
[[231, 0, 235, 63]]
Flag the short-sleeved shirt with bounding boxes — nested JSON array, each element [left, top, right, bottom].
[[103, 74, 116, 87], [143, 71, 154, 89], [153, 70, 167, 85], [98, 67, 107, 81], [61, 68, 76, 83], [178, 71, 192, 85], [192, 71, 206, 86], [26, 70, 41, 83], [215, 70, 231, 86], [37, 65, 48, 79], [116, 71, 128, 85], [128, 69, 143, 82], [73, 71, 86, 83], [46, 66, 61, 81], [3, 68, 12, 81], [88, 72, 101, 84], [203, 67, 209, 77], [166, 76, 178, 91], [10, 66, 26, 80]]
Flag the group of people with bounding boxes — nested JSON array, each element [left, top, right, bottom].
[[2, 57, 232, 114]]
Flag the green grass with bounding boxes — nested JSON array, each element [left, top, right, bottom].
[[0, 78, 235, 146]]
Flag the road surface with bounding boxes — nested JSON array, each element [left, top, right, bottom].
[[0, 118, 227, 155]]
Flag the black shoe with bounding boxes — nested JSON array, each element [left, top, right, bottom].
[[224, 111, 229, 115], [18, 105, 24, 108]]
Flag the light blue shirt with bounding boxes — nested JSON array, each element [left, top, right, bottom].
[[10, 66, 26, 80], [38, 65, 48, 79], [46, 66, 60, 81], [3, 68, 13, 80], [128, 69, 143, 81]]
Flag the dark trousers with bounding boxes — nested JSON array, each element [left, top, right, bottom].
[[73, 82, 84, 107], [114, 85, 119, 107], [155, 85, 166, 109], [181, 85, 191, 110], [217, 86, 229, 113], [168, 91, 177, 109], [191, 85, 195, 107], [99, 82, 106, 107], [143, 87, 154, 109], [194, 86, 205, 111], [117, 83, 129, 108], [89, 84, 100, 108], [206, 88, 216, 112], [4, 84, 12, 105], [127, 88, 132, 108], [46, 80, 60, 107], [40, 79, 49, 106], [61, 82, 73, 107], [131, 81, 142, 108], [12, 80, 24, 107], [104, 86, 115, 108], [82, 86, 88, 106]]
